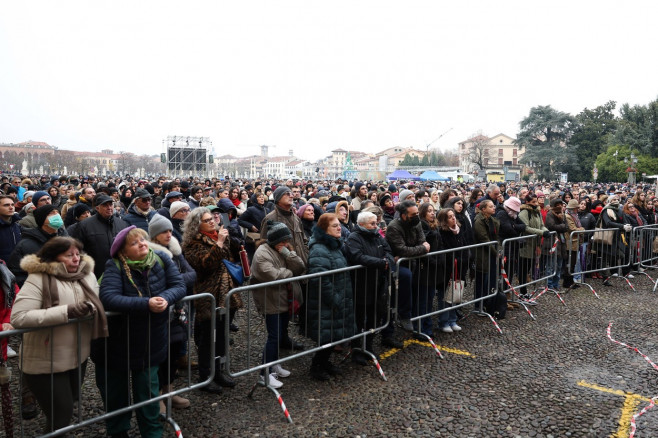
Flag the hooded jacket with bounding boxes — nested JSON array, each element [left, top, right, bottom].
[[11, 255, 98, 374], [8, 227, 69, 287], [122, 203, 157, 232]]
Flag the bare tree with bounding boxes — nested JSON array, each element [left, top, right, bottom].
[[466, 132, 491, 171]]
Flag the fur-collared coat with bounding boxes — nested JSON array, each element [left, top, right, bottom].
[[182, 233, 242, 321], [11, 255, 98, 374]]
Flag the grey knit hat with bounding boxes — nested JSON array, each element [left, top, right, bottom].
[[399, 189, 414, 201], [148, 213, 173, 239], [267, 221, 292, 247], [273, 186, 292, 204]]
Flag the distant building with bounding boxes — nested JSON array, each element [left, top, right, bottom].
[[458, 133, 522, 180]]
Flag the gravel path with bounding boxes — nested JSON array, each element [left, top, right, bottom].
[[4, 274, 658, 437]]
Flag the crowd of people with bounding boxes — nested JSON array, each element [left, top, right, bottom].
[[0, 172, 656, 436]]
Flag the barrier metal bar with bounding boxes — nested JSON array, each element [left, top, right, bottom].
[[500, 232, 561, 319], [224, 264, 389, 424], [627, 225, 658, 285], [568, 228, 632, 295], [394, 240, 502, 341], [0, 293, 214, 438]]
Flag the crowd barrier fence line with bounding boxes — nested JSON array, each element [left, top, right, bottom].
[[0, 293, 215, 438]]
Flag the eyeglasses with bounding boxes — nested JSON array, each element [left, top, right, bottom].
[[201, 217, 215, 224]]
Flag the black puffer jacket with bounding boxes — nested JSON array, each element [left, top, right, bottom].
[[69, 213, 129, 279], [238, 195, 268, 231], [8, 227, 68, 287], [344, 226, 394, 307]]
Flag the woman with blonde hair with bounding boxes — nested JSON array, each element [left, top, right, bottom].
[[97, 226, 186, 437]]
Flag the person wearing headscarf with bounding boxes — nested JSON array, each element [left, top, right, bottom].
[[296, 203, 316, 239]]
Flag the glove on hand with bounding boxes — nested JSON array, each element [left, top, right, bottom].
[[623, 224, 632, 232], [67, 302, 94, 319], [542, 231, 551, 238]]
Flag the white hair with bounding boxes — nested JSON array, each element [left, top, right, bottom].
[[357, 211, 377, 225]]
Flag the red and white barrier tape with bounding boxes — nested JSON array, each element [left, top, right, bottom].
[[607, 322, 658, 438]]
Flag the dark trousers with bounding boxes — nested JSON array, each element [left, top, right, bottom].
[[263, 312, 290, 373], [397, 266, 413, 320], [24, 361, 87, 433], [194, 314, 227, 381], [95, 365, 162, 438], [158, 340, 184, 386]]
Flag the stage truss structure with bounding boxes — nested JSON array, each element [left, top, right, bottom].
[[164, 136, 212, 177]]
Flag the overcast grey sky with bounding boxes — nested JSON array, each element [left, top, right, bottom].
[[1, 1, 656, 162]]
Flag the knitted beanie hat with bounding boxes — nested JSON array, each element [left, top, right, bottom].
[[31, 191, 49, 206], [273, 186, 291, 204], [34, 204, 57, 228], [399, 189, 414, 202], [267, 221, 292, 247], [169, 201, 189, 217], [148, 213, 173, 239]]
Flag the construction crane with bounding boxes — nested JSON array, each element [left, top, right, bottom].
[[425, 128, 454, 154]]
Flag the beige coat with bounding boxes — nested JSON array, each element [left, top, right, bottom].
[[11, 255, 98, 374], [251, 243, 305, 314]]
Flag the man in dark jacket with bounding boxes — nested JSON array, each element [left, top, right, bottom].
[[69, 194, 128, 278], [0, 195, 21, 262], [260, 186, 309, 266], [122, 188, 157, 231], [544, 198, 569, 290], [385, 200, 430, 334], [345, 211, 398, 356], [8, 204, 68, 287]]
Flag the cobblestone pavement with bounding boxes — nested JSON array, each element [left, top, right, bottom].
[[5, 274, 658, 437]]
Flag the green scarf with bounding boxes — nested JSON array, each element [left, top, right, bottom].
[[124, 248, 158, 272]]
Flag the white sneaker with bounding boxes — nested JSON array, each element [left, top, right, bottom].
[[441, 326, 453, 333], [272, 364, 291, 378], [6, 346, 17, 358], [627, 274, 635, 279], [450, 324, 462, 332], [612, 273, 619, 277], [259, 373, 283, 389]]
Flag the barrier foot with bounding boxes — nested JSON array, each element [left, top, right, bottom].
[[622, 275, 637, 292], [413, 333, 444, 359], [163, 414, 184, 438], [249, 376, 294, 423], [268, 386, 293, 424], [543, 287, 567, 306], [471, 310, 503, 334], [578, 282, 600, 299], [633, 270, 655, 285], [360, 349, 388, 381], [516, 300, 536, 321]]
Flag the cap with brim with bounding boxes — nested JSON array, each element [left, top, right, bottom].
[[135, 188, 152, 199], [94, 194, 114, 207], [206, 205, 220, 212], [165, 191, 183, 200]]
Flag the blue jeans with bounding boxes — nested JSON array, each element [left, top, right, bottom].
[[263, 312, 290, 373], [547, 256, 564, 289]]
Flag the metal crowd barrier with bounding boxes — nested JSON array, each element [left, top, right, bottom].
[[0, 293, 214, 438], [394, 240, 503, 340], [224, 264, 389, 423], [568, 227, 632, 296], [500, 232, 561, 320], [632, 226, 658, 291]]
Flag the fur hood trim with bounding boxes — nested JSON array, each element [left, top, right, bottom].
[[147, 241, 173, 259], [20, 253, 95, 276]]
